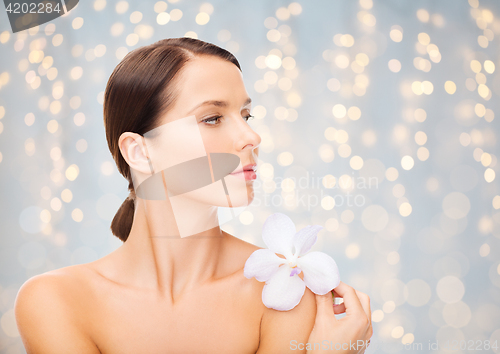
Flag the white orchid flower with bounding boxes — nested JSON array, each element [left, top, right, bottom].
[[244, 213, 341, 311]]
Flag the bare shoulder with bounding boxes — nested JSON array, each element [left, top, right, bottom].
[[16, 265, 89, 308], [16, 264, 95, 305], [15, 265, 100, 353], [257, 288, 316, 353], [221, 231, 317, 353]]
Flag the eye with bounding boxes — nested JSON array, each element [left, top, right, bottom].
[[202, 115, 222, 125], [244, 114, 255, 122]]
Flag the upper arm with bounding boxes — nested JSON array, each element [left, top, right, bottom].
[[14, 274, 101, 354], [257, 288, 316, 353]]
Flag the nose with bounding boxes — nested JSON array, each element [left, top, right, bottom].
[[234, 117, 261, 152]]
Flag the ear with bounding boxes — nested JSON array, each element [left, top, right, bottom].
[[118, 132, 152, 176]]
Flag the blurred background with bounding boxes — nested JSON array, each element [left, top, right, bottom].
[[1, 0, 500, 353]]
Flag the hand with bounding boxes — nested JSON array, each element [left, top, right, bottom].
[[306, 281, 373, 353]]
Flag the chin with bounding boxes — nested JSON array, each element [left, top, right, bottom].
[[218, 184, 256, 208]]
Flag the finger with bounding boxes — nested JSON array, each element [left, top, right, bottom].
[[355, 289, 371, 322], [332, 281, 365, 317], [332, 302, 346, 314], [332, 291, 346, 314], [314, 292, 336, 321]]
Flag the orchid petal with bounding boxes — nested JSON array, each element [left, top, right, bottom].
[[262, 265, 306, 311], [292, 225, 322, 256], [244, 249, 286, 282], [297, 251, 340, 295], [261, 213, 295, 259]]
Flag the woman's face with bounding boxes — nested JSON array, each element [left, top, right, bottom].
[[142, 55, 261, 209]]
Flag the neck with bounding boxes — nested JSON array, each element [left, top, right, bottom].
[[116, 195, 227, 303]]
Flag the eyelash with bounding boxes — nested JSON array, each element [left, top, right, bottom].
[[202, 114, 254, 126]]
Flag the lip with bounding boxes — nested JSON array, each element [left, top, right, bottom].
[[230, 163, 257, 180], [231, 163, 257, 174]]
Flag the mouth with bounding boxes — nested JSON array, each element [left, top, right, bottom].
[[230, 163, 257, 181]]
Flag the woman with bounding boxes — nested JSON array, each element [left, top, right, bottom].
[[15, 37, 372, 353]]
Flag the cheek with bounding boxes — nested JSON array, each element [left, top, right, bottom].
[[200, 128, 234, 153]]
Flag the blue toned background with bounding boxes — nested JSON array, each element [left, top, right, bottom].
[[1, 0, 500, 352]]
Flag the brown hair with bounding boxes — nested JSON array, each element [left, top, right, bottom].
[[103, 37, 241, 242]]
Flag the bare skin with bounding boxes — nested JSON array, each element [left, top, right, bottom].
[[14, 232, 317, 353], [15, 55, 317, 353], [307, 283, 373, 353], [14, 54, 371, 353]]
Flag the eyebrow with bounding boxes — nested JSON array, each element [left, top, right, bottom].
[[187, 97, 252, 115]]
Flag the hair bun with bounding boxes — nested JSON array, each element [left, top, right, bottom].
[[110, 196, 135, 242]]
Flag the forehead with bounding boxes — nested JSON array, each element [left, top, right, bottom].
[[171, 55, 247, 112]]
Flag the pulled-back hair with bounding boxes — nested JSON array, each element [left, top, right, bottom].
[[103, 37, 241, 242]]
